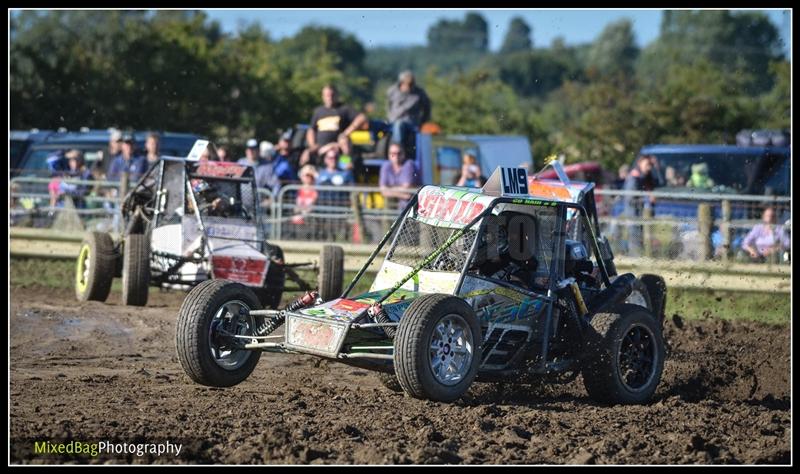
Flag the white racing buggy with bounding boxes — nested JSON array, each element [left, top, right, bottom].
[[176, 163, 667, 404], [75, 140, 344, 308]]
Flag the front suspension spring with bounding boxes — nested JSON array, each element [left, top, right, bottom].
[[254, 290, 319, 336]]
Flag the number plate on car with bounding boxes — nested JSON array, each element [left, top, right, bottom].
[[285, 316, 345, 357]]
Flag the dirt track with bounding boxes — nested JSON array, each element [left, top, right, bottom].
[[10, 285, 791, 464]]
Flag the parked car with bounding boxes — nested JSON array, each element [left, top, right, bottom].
[[10, 129, 57, 171], [13, 129, 204, 179]]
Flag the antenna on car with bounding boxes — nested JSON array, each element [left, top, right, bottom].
[[533, 154, 571, 186]]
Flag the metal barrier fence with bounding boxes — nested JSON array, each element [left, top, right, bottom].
[[594, 189, 791, 263], [10, 177, 791, 265], [273, 184, 402, 244]]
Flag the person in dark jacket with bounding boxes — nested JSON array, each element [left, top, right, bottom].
[[386, 70, 431, 157]]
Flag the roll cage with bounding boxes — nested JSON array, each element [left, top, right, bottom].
[[343, 191, 612, 305]]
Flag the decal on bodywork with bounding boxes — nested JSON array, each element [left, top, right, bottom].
[[416, 186, 493, 228]]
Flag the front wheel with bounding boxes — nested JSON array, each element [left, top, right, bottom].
[[75, 232, 115, 302], [394, 294, 481, 402], [176, 280, 262, 387], [582, 304, 665, 405]]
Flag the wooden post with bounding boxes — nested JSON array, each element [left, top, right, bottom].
[[697, 203, 713, 261], [642, 205, 653, 258], [720, 200, 732, 262], [119, 171, 129, 204], [351, 191, 365, 244]]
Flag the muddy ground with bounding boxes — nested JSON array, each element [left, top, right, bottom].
[[9, 285, 791, 464]]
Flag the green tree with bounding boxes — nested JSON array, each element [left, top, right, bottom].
[[492, 49, 583, 98], [427, 12, 489, 52], [638, 10, 783, 94], [541, 76, 642, 170], [424, 68, 531, 137], [500, 16, 532, 53], [586, 19, 639, 77]]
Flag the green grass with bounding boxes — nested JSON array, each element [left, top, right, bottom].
[[10, 258, 790, 325], [665, 288, 790, 326]]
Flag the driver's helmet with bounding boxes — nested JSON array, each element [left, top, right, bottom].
[[472, 214, 510, 267]]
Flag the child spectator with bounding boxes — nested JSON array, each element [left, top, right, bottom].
[[291, 165, 319, 225]]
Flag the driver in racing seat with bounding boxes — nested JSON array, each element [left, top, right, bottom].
[[471, 212, 539, 291], [193, 180, 242, 218]]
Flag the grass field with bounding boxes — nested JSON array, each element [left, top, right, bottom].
[[10, 258, 790, 325]]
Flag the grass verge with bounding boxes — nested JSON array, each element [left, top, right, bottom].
[[10, 258, 789, 325]]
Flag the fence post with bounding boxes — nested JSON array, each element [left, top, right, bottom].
[[642, 205, 653, 258], [697, 203, 713, 261], [119, 171, 129, 203], [720, 199, 732, 262], [351, 191, 364, 244]]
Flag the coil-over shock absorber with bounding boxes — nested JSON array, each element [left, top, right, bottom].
[[368, 303, 396, 338], [255, 290, 318, 336]]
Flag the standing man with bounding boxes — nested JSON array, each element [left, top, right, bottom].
[[107, 134, 147, 184], [238, 138, 279, 193], [379, 143, 420, 209], [386, 70, 431, 157], [299, 84, 367, 167], [622, 155, 660, 257], [144, 132, 160, 169]]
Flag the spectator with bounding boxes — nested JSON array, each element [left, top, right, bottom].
[[237, 138, 278, 191], [238, 139, 263, 167], [260, 140, 274, 160], [50, 149, 93, 208], [217, 145, 231, 162], [379, 143, 420, 209], [108, 129, 123, 159], [299, 84, 368, 167], [687, 162, 715, 190], [387, 70, 431, 157], [144, 132, 160, 169], [291, 165, 319, 225], [46, 150, 69, 177], [621, 155, 659, 256], [317, 148, 354, 187], [739, 206, 790, 263], [271, 135, 297, 183], [107, 134, 147, 185], [613, 164, 629, 190], [665, 165, 687, 187], [456, 153, 485, 187]]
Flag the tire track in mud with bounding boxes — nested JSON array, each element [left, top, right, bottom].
[[10, 286, 790, 464]]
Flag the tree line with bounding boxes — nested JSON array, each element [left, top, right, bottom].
[[11, 10, 789, 170]]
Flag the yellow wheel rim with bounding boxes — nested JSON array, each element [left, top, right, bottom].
[[76, 244, 90, 292]]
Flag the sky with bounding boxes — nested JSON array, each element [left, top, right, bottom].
[[204, 9, 791, 56]]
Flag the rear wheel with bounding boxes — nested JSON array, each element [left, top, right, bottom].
[[582, 304, 665, 405], [257, 243, 285, 309], [121, 233, 150, 306], [75, 232, 115, 302], [176, 280, 262, 387], [318, 245, 344, 301], [394, 294, 481, 402]]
